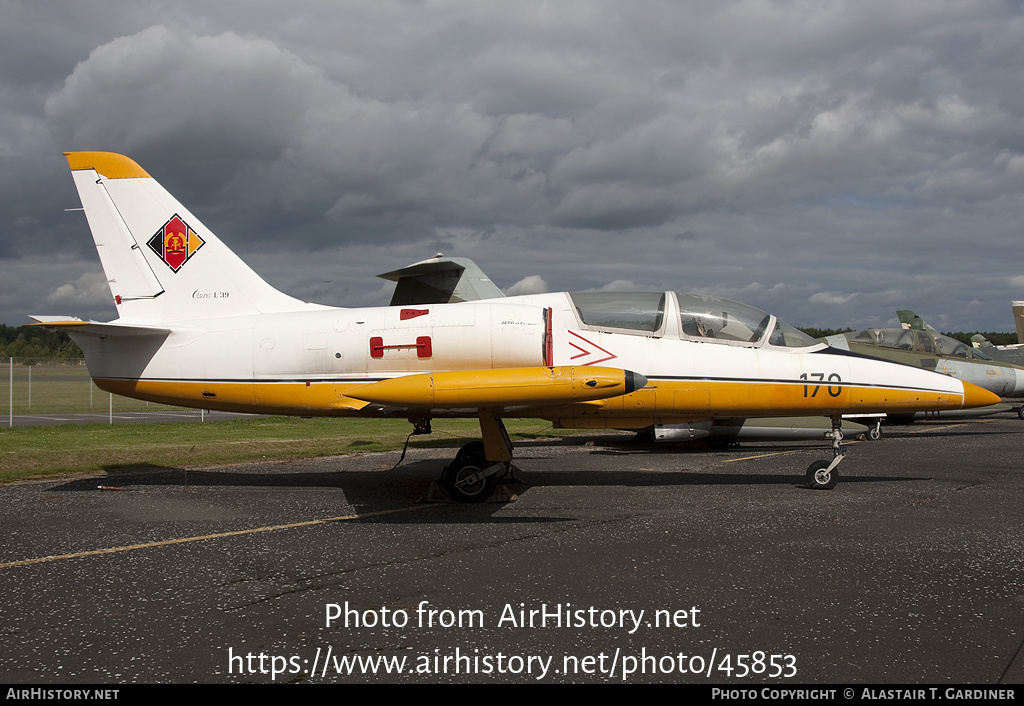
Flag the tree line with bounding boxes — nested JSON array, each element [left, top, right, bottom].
[[0, 325, 83, 360]]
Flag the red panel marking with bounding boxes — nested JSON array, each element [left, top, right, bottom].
[[400, 308, 429, 320], [370, 336, 384, 358], [370, 335, 432, 358], [566, 330, 617, 366], [416, 336, 432, 358]]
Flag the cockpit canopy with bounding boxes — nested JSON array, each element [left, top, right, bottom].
[[853, 328, 994, 361], [568, 291, 822, 350]]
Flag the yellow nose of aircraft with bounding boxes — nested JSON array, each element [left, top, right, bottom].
[[962, 380, 1002, 408]]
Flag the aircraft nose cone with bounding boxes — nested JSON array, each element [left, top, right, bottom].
[[625, 371, 648, 393], [962, 381, 1002, 408]]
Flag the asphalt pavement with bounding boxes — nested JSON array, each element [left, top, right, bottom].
[[1, 414, 1022, 684]]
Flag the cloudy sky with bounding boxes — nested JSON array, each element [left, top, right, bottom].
[[2, 0, 1023, 332]]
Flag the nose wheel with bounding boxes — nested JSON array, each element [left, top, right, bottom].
[[806, 417, 846, 490], [806, 459, 839, 490]]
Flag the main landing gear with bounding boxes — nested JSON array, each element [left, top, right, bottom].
[[440, 410, 515, 503], [806, 416, 846, 490]]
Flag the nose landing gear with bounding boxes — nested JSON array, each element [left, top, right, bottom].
[[806, 417, 846, 490]]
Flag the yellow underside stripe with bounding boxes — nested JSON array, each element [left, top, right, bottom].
[[93, 377, 964, 419]]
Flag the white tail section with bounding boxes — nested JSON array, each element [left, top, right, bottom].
[[65, 152, 322, 322]]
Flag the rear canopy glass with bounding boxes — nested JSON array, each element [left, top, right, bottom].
[[569, 291, 666, 332]]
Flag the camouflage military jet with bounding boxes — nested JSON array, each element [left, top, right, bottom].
[[891, 309, 1024, 419], [824, 314, 1024, 423]]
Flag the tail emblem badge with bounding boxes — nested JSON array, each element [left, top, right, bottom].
[[147, 214, 205, 272]]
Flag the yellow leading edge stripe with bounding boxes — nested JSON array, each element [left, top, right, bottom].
[[0, 504, 433, 569]]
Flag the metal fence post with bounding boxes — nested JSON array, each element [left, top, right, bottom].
[[8, 358, 11, 429]]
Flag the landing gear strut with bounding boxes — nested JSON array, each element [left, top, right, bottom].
[[866, 419, 882, 441], [440, 410, 514, 503], [806, 416, 846, 490]]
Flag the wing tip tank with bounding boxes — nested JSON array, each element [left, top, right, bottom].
[[347, 366, 645, 408]]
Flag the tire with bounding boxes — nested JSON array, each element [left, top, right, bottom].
[[867, 425, 882, 441], [443, 453, 497, 503], [453, 441, 486, 464], [806, 460, 838, 490]]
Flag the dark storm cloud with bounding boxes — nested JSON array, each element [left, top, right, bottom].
[[1, 0, 1023, 331]]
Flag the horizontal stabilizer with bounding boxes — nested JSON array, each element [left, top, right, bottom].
[[28, 316, 170, 338]]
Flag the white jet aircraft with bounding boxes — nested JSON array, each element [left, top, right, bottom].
[[34, 152, 1000, 500]]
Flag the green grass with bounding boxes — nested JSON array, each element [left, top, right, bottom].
[[3, 363, 182, 414], [0, 416, 574, 484]]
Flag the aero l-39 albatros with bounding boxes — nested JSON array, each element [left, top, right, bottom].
[[824, 311, 1024, 401], [33, 153, 999, 499]]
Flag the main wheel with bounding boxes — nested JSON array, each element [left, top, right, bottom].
[[1017, 407, 1024, 421], [443, 452, 497, 503], [806, 460, 839, 490], [453, 441, 486, 463], [867, 424, 882, 441]]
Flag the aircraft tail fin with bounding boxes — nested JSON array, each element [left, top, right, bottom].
[[1013, 301, 1024, 345], [378, 255, 505, 305], [64, 152, 320, 322], [896, 309, 938, 333]]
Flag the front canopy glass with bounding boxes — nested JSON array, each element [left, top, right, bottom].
[[676, 293, 820, 349]]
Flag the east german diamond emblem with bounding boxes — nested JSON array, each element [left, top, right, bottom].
[[147, 214, 205, 272]]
